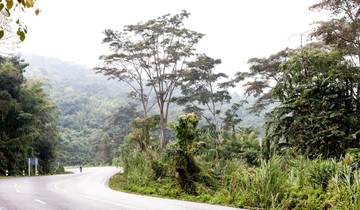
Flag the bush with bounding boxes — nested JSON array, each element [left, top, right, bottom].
[[164, 113, 201, 195], [307, 159, 337, 189], [54, 165, 65, 174], [346, 148, 360, 169]]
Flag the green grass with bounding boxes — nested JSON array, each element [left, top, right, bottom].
[[109, 156, 360, 210], [108, 173, 240, 208]]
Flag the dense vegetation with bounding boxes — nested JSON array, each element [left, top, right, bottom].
[[22, 54, 262, 166], [1, 0, 360, 209], [0, 56, 58, 175], [23, 55, 131, 165], [106, 0, 360, 209]]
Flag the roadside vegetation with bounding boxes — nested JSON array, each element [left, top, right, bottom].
[[104, 1, 360, 209], [1, 0, 360, 209], [0, 57, 60, 175]]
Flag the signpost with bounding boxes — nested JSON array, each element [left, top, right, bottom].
[[28, 158, 39, 176]]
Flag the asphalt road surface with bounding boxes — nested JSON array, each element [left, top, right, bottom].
[[0, 167, 242, 210]]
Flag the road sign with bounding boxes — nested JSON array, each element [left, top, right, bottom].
[[28, 158, 39, 176], [29, 158, 38, 166]]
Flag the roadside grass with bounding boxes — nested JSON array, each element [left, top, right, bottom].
[[108, 172, 241, 208], [109, 155, 360, 209], [0, 176, 26, 179]]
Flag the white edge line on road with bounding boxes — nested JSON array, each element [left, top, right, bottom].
[[34, 199, 46, 205]]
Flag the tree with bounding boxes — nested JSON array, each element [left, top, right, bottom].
[[0, 0, 39, 41], [96, 11, 204, 149], [310, 0, 360, 119], [176, 55, 232, 131], [99, 102, 140, 159], [310, 0, 360, 65], [21, 79, 59, 173], [0, 56, 59, 174], [127, 115, 159, 152], [96, 33, 155, 117], [234, 49, 290, 113], [267, 50, 360, 158], [0, 57, 29, 175], [222, 101, 247, 139], [164, 113, 200, 194]]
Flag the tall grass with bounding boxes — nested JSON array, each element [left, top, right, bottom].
[[111, 139, 360, 210]]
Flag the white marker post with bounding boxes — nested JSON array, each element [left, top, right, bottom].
[[35, 158, 38, 176], [28, 158, 31, 176], [5, 170, 8, 176]]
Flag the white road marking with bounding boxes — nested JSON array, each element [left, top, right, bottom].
[[14, 184, 20, 193], [52, 183, 67, 193], [34, 199, 46, 205], [81, 195, 143, 210]]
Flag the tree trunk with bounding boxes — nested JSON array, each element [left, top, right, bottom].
[[232, 124, 236, 140], [159, 101, 168, 150], [159, 114, 167, 149]]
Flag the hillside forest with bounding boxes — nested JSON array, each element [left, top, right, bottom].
[[1, 0, 360, 209]]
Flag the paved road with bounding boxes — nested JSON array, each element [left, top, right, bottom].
[[0, 167, 242, 210]]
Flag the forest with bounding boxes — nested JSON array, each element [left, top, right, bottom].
[[0, 0, 360, 209]]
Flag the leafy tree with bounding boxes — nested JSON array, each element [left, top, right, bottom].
[[96, 34, 155, 117], [222, 101, 247, 139], [310, 0, 360, 65], [21, 79, 59, 173], [234, 49, 291, 113], [267, 50, 360, 158], [176, 55, 232, 131], [0, 0, 39, 41], [0, 56, 58, 174], [96, 10, 204, 149], [165, 113, 200, 194], [219, 128, 261, 165], [0, 58, 29, 174], [127, 115, 160, 151], [98, 103, 140, 159]]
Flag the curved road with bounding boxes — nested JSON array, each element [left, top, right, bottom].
[[0, 167, 242, 210]]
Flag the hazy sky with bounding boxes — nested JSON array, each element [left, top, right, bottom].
[[18, 0, 325, 76]]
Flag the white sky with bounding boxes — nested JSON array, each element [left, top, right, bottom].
[[18, 0, 325, 76]]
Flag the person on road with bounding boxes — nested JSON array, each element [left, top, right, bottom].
[[80, 166, 82, 173]]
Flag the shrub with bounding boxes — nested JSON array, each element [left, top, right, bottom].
[[230, 156, 290, 208], [164, 113, 201, 195], [307, 159, 337, 189]]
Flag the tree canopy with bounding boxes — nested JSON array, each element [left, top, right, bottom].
[[0, 56, 58, 175], [97, 10, 204, 149]]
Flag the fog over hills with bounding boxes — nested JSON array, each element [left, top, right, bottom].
[[21, 54, 265, 165]]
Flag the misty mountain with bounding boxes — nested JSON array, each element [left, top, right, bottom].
[[21, 54, 265, 165]]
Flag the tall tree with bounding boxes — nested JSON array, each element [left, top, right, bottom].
[[310, 0, 360, 65], [234, 49, 291, 113], [310, 0, 360, 117], [96, 32, 155, 117], [97, 102, 140, 162], [0, 56, 59, 174], [96, 11, 204, 149], [267, 50, 360, 158], [176, 55, 232, 131], [21, 79, 59, 173]]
